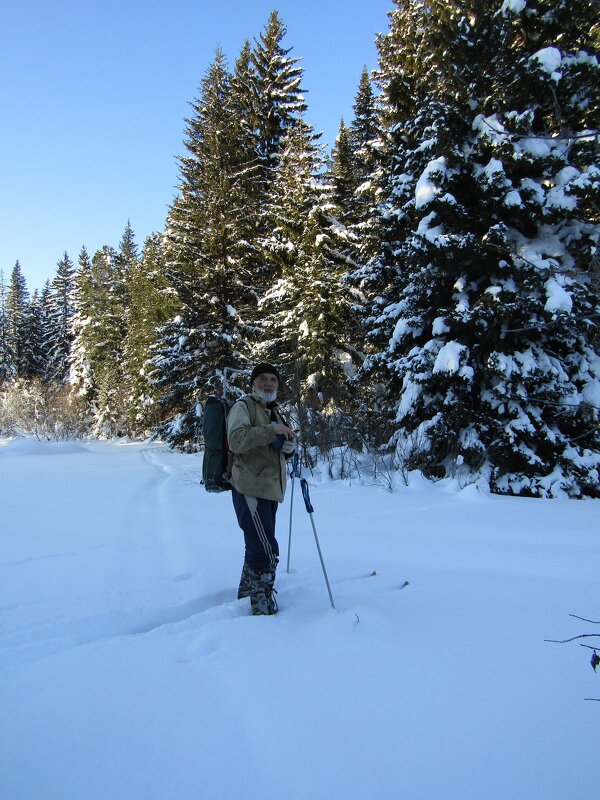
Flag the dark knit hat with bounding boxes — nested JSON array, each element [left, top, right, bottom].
[[250, 363, 281, 384]]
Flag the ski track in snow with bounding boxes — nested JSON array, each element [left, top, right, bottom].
[[0, 443, 354, 670], [0, 444, 221, 669], [0, 592, 246, 669], [0, 546, 402, 670]]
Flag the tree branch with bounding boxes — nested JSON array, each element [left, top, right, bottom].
[[544, 634, 600, 644]]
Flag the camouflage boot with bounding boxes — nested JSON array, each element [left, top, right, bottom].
[[237, 560, 252, 600], [249, 568, 278, 616]]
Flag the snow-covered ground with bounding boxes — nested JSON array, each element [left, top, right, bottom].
[[0, 439, 598, 800]]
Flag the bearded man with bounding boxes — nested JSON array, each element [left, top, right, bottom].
[[226, 363, 296, 615]]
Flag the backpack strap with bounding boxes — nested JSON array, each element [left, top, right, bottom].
[[241, 395, 257, 425], [225, 396, 257, 478]]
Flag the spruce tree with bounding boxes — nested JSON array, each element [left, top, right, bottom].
[[22, 289, 47, 379], [330, 120, 358, 224], [257, 123, 357, 440], [330, 70, 383, 377], [472, 0, 600, 496], [6, 261, 29, 378], [116, 222, 138, 326], [332, 66, 381, 232], [117, 220, 139, 272], [123, 233, 178, 435], [0, 272, 15, 385], [151, 51, 260, 449], [250, 12, 307, 172], [68, 247, 94, 402], [348, 66, 383, 265], [360, 0, 599, 496], [249, 12, 311, 295], [350, 67, 379, 174], [228, 39, 279, 302], [45, 252, 75, 382], [70, 245, 129, 437]]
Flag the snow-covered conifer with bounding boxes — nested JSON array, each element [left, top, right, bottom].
[[69, 245, 129, 437], [123, 234, 178, 435], [331, 68, 383, 384], [6, 261, 29, 378], [330, 120, 358, 225], [0, 272, 15, 384], [360, 0, 599, 496], [68, 247, 93, 402], [258, 123, 358, 438], [45, 252, 75, 382], [250, 11, 307, 172], [22, 289, 47, 379], [151, 51, 260, 450]]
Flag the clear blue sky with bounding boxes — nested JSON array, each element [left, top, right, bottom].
[[0, 0, 393, 292]]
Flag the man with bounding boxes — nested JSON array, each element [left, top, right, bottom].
[[226, 363, 295, 615]]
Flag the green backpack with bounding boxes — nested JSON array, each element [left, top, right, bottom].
[[201, 396, 254, 493]]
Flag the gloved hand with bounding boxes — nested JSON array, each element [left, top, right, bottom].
[[271, 433, 285, 450], [281, 436, 296, 455]]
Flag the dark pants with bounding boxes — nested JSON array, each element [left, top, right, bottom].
[[231, 488, 279, 572]]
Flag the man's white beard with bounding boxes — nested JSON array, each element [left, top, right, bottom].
[[254, 387, 278, 403]]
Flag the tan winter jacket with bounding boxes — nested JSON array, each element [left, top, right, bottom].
[[227, 393, 288, 503]]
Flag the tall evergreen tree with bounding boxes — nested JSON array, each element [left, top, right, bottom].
[[257, 123, 357, 432], [150, 15, 313, 449], [151, 51, 261, 449], [117, 222, 138, 326], [250, 11, 308, 172], [331, 67, 380, 230], [68, 247, 94, 401], [333, 69, 385, 405], [118, 220, 139, 272], [249, 12, 312, 296], [69, 245, 129, 436], [6, 261, 29, 377], [45, 252, 75, 381], [124, 233, 178, 435], [330, 119, 358, 223], [360, 0, 600, 496], [22, 289, 47, 379], [0, 272, 15, 384], [227, 40, 278, 301], [350, 66, 379, 171], [347, 66, 382, 263]]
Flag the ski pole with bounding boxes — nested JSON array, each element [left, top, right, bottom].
[[300, 479, 335, 610], [286, 452, 300, 573]]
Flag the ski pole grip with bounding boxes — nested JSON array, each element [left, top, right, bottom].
[[290, 452, 300, 478], [300, 478, 314, 513]]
